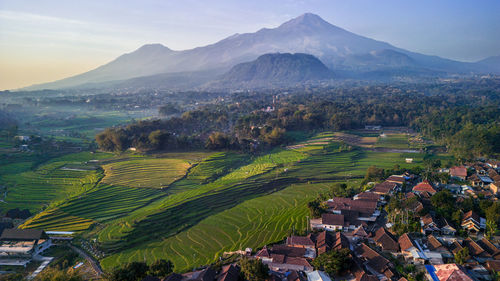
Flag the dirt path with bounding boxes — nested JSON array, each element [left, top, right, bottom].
[[69, 245, 103, 277]]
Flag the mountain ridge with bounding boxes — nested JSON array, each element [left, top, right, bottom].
[[21, 13, 500, 91]]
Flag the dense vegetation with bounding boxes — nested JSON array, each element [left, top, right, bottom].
[[95, 79, 500, 159]]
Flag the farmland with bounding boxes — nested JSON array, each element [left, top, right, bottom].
[[6, 131, 445, 273]]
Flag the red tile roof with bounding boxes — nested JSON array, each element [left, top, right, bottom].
[[287, 235, 315, 247], [373, 228, 399, 252], [321, 213, 344, 226], [434, 264, 473, 281], [412, 181, 437, 194], [450, 166, 467, 178], [398, 233, 417, 252]]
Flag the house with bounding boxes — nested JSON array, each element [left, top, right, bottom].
[[371, 181, 398, 195], [306, 271, 332, 281], [312, 231, 349, 255], [398, 233, 423, 263], [286, 235, 315, 250], [186, 267, 216, 281], [325, 198, 379, 221], [426, 235, 452, 258], [449, 166, 467, 180], [216, 264, 240, 281], [352, 226, 369, 240], [351, 257, 378, 281], [420, 214, 456, 236], [476, 238, 500, 260], [255, 245, 313, 272], [431, 263, 473, 281], [386, 175, 405, 185], [353, 192, 381, 202], [373, 228, 399, 253], [313, 213, 345, 231], [412, 181, 437, 195], [355, 243, 395, 280], [0, 229, 51, 260], [461, 210, 485, 233], [489, 181, 500, 195], [470, 174, 494, 187], [462, 238, 491, 262]]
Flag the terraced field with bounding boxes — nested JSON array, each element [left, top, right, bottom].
[[1, 152, 111, 211], [14, 132, 450, 273], [102, 158, 192, 189]]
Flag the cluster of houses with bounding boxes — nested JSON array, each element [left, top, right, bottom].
[[443, 161, 500, 198], [0, 228, 52, 267]]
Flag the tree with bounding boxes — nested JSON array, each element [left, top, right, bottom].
[[312, 249, 351, 277], [454, 247, 469, 265], [148, 259, 173, 278], [262, 127, 286, 146], [330, 183, 348, 197], [307, 199, 326, 218], [364, 166, 384, 183], [35, 268, 84, 281], [206, 132, 231, 150], [107, 262, 149, 281], [239, 257, 269, 281]]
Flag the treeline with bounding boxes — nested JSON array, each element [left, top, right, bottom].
[[96, 80, 500, 158], [413, 106, 500, 160]]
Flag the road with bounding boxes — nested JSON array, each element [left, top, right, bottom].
[[69, 244, 104, 277]]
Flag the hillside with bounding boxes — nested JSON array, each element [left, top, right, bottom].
[[22, 13, 497, 91], [210, 53, 334, 88]]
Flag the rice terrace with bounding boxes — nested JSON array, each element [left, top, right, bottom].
[[0, 129, 441, 272]]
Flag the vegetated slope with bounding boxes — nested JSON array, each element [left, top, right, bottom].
[[24, 13, 490, 90], [212, 53, 333, 88], [99, 140, 433, 271]]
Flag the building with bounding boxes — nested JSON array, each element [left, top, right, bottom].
[[373, 228, 399, 253], [449, 166, 467, 180], [0, 229, 51, 260], [385, 175, 406, 185], [429, 263, 473, 281], [255, 245, 313, 272], [371, 181, 398, 195], [398, 233, 423, 264], [461, 210, 485, 233], [312, 231, 349, 255], [306, 271, 332, 281], [217, 265, 240, 281], [355, 243, 395, 280], [420, 214, 456, 236], [412, 181, 437, 195]]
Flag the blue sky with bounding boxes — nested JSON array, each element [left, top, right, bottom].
[[1, 0, 499, 89]]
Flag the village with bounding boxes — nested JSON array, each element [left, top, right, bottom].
[[1, 159, 499, 281]]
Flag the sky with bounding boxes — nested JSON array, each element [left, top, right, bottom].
[[1, 0, 499, 90]]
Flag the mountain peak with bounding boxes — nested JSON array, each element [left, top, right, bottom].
[[279, 13, 332, 29], [135, 43, 172, 53]]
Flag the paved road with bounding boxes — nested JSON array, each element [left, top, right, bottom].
[[69, 245, 103, 276], [28, 257, 53, 280]]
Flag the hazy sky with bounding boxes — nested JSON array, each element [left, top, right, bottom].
[[1, 0, 499, 90]]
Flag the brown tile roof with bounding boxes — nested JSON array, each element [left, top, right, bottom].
[[412, 181, 437, 194], [462, 210, 480, 223], [255, 246, 271, 258], [371, 181, 397, 195], [373, 228, 399, 252], [355, 192, 381, 201], [271, 245, 306, 258], [287, 235, 315, 247], [449, 241, 463, 255], [217, 265, 239, 281], [434, 264, 473, 281], [355, 243, 393, 276], [463, 238, 490, 258], [398, 233, 417, 252], [313, 231, 349, 255], [477, 238, 500, 258], [271, 254, 285, 264], [386, 175, 405, 184], [284, 257, 312, 268], [450, 166, 467, 178], [427, 235, 445, 251], [353, 226, 368, 237], [326, 198, 377, 215], [0, 228, 48, 241], [321, 213, 344, 226]]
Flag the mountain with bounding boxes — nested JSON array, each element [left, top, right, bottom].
[[22, 13, 498, 91], [211, 53, 333, 88], [474, 55, 500, 73]]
